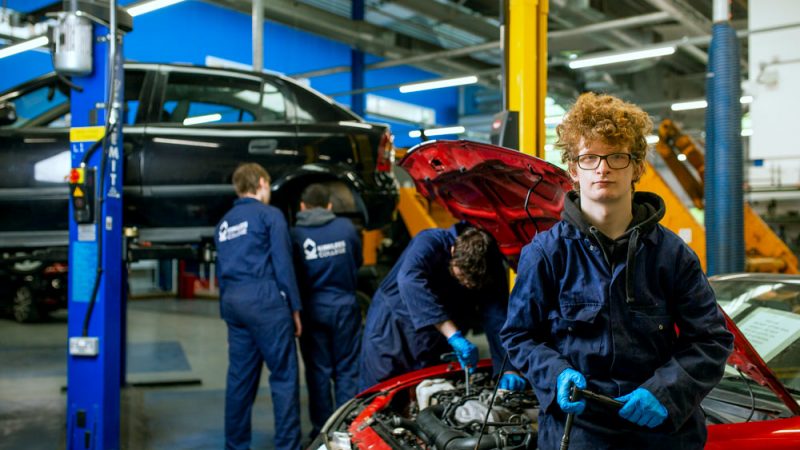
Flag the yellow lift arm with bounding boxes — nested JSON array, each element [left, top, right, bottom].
[[649, 119, 797, 274]]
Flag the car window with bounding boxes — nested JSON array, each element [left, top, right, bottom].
[[0, 70, 146, 129], [292, 86, 354, 123], [2, 83, 68, 128], [712, 279, 800, 391], [160, 72, 285, 125]]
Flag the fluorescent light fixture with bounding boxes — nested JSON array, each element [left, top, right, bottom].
[[408, 126, 466, 138], [183, 113, 222, 126], [399, 76, 478, 93], [0, 36, 49, 60], [671, 100, 708, 111], [677, 153, 687, 162], [127, 0, 185, 17], [741, 128, 753, 137], [672, 96, 754, 111], [569, 46, 675, 69], [646, 135, 659, 144]]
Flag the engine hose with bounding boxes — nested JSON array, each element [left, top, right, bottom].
[[416, 405, 501, 450]]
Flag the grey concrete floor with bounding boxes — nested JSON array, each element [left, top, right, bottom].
[[0, 298, 316, 450]]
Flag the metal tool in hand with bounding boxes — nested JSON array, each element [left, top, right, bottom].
[[440, 351, 471, 395], [559, 385, 624, 450]]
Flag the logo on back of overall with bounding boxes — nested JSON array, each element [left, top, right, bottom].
[[303, 238, 347, 260], [218, 220, 248, 242]]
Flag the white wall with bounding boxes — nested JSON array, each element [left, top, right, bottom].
[[747, 0, 800, 189]]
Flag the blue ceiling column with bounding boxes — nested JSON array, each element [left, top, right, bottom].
[[64, 3, 129, 448], [351, 0, 365, 116]]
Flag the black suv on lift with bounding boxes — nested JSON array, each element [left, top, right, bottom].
[[0, 63, 397, 321]]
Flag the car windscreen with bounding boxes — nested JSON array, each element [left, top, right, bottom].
[[711, 278, 800, 392]]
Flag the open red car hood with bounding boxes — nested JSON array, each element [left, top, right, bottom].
[[399, 139, 799, 415], [399, 140, 573, 268]]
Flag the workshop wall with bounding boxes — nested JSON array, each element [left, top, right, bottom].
[[0, 0, 457, 148]]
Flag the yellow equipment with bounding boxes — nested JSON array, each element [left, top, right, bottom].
[[650, 119, 797, 274]]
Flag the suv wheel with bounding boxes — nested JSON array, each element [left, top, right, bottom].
[[13, 285, 39, 323]]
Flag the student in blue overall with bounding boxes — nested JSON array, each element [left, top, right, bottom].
[[215, 163, 303, 450], [290, 184, 363, 438], [501, 93, 733, 450], [358, 222, 527, 392]]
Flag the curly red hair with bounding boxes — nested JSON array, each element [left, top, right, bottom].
[[556, 92, 653, 167]]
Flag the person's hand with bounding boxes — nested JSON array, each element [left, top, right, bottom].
[[498, 372, 527, 391], [292, 311, 302, 337], [447, 331, 478, 372], [556, 368, 587, 414], [615, 388, 668, 428]]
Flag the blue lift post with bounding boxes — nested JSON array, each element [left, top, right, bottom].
[[64, 3, 129, 448], [350, 0, 365, 117]]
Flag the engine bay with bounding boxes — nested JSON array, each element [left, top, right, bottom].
[[325, 369, 540, 450]]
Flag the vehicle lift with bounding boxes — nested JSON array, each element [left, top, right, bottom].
[[58, 1, 131, 448]]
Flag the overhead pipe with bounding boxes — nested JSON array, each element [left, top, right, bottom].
[[705, 0, 744, 275], [252, 0, 263, 72]]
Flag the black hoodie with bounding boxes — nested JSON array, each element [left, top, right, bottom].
[[561, 191, 666, 303]]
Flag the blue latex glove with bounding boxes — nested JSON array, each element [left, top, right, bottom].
[[615, 388, 668, 428], [447, 331, 478, 372], [556, 368, 587, 414], [498, 373, 527, 391]]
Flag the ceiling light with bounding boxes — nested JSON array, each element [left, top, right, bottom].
[[671, 100, 708, 111], [408, 126, 466, 138], [399, 76, 478, 93], [646, 135, 659, 144], [0, 36, 48, 60], [677, 153, 688, 162], [127, 0, 185, 17], [183, 113, 221, 126], [671, 96, 755, 111], [568, 46, 675, 69]]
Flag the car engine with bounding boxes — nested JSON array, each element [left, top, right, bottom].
[[329, 371, 540, 450]]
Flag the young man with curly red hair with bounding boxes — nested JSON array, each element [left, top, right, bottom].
[[501, 93, 733, 449]]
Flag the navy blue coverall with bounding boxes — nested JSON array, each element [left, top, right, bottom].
[[501, 192, 733, 450], [290, 208, 362, 437], [215, 197, 302, 450], [358, 223, 509, 391]]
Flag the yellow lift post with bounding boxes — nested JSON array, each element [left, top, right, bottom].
[[508, 0, 548, 158]]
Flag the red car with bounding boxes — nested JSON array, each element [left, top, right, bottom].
[[307, 141, 800, 450]]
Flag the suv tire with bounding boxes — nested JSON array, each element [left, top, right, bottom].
[[13, 285, 39, 323]]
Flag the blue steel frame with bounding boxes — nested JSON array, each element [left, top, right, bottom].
[[66, 21, 125, 449]]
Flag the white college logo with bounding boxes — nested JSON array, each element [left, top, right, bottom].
[[304, 238, 347, 260], [303, 238, 319, 260], [218, 220, 248, 242]]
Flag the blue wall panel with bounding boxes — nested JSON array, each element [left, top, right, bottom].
[[0, 0, 458, 148]]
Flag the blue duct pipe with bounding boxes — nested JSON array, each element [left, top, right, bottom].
[[705, 22, 744, 275]]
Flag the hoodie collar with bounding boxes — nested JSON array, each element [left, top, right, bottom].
[[560, 191, 665, 244], [295, 208, 336, 227], [561, 190, 667, 306]]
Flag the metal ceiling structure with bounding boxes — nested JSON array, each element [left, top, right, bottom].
[[203, 0, 749, 136]]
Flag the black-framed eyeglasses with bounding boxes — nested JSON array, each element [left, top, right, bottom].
[[574, 153, 636, 170]]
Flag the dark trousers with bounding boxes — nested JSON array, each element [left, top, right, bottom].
[[299, 301, 362, 437], [223, 297, 300, 450]]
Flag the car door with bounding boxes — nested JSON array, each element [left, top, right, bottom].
[[0, 70, 149, 247], [137, 67, 297, 242]]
